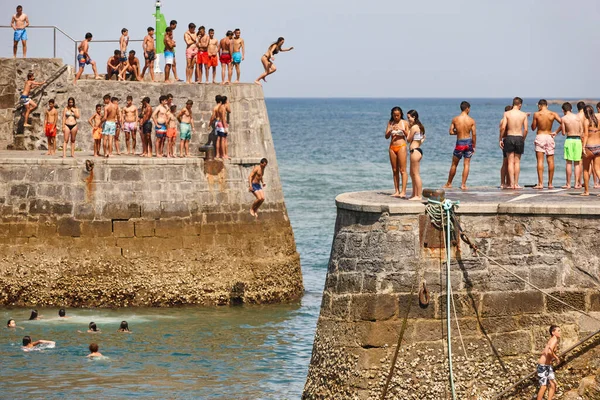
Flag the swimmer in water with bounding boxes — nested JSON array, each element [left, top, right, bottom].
[[58, 309, 70, 318], [28, 310, 41, 320], [117, 321, 131, 333], [22, 335, 55, 350], [87, 343, 103, 358], [79, 322, 101, 333]]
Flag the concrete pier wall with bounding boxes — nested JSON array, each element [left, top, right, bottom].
[[303, 190, 600, 399], [0, 58, 303, 307]]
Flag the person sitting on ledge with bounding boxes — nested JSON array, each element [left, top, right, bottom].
[[121, 50, 142, 81], [106, 50, 122, 81]]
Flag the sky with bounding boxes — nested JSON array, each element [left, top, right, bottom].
[[2, 0, 599, 98]]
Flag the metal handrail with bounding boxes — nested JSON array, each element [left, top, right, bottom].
[[0, 25, 144, 69]]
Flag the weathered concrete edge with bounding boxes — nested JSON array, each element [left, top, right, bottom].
[[0, 157, 262, 166], [335, 192, 600, 216]]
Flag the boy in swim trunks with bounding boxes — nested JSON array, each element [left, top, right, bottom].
[[177, 100, 195, 157], [141, 27, 156, 82], [74, 33, 102, 84], [166, 105, 178, 157], [500, 97, 528, 189], [164, 27, 176, 83], [248, 158, 268, 218], [536, 325, 560, 400], [88, 104, 103, 157], [43, 99, 58, 155], [532, 99, 562, 189], [196, 26, 210, 83], [560, 102, 583, 189], [11, 5, 29, 58], [168, 20, 182, 82], [219, 31, 233, 84], [121, 50, 141, 81], [21, 72, 45, 127], [139, 97, 153, 157], [106, 50, 122, 81], [231, 29, 245, 83], [184, 23, 198, 83], [102, 97, 120, 157], [152, 95, 169, 157], [122, 96, 138, 155], [119, 28, 129, 77], [207, 29, 219, 84], [443, 101, 477, 190]]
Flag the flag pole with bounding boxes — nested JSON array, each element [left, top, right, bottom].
[[153, 0, 166, 74]]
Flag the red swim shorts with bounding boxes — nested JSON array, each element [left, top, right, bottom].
[[219, 53, 231, 64], [197, 51, 209, 65], [208, 55, 218, 67], [166, 128, 177, 138], [45, 123, 56, 138]]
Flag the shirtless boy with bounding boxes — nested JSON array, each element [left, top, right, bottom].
[[532, 99, 562, 189], [11, 5, 29, 58], [443, 101, 477, 190], [106, 50, 122, 81], [102, 97, 120, 157], [119, 28, 129, 75], [21, 72, 45, 127], [168, 20, 182, 81], [561, 102, 583, 189], [248, 158, 268, 218], [207, 29, 219, 84], [184, 23, 198, 83], [121, 50, 141, 81], [141, 27, 156, 82], [219, 31, 233, 84], [500, 97, 528, 189], [74, 33, 101, 84], [87, 343, 103, 358], [166, 105, 177, 157], [498, 105, 512, 188], [231, 29, 245, 83], [122, 96, 138, 155], [139, 97, 153, 157], [22, 336, 55, 351], [196, 26, 210, 83], [178, 100, 195, 157], [536, 325, 561, 400], [43, 99, 58, 155], [88, 104, 103, 157], [164, 27, 176, 83], [152, 95, 169, 157]]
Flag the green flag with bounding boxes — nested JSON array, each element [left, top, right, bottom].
[[154, 6, 167, 54]]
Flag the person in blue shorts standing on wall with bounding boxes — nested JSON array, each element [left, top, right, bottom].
[[11, 5, 29, 58]]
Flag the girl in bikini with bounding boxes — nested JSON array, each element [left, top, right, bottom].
[[582, 105, 600, 196], [385, 107, 409, 198], [62, 97, 80, 158], [407, 110, 426, 201], [254, 37, 294, 85]]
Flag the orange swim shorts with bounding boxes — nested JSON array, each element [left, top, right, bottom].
[[197, 51, 209, 65], [44, 123, 56, 138], [166, 127, 177, 138], [93, 127, 102, 140], [208, 55, 218, 67]]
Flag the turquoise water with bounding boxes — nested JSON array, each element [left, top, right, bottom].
[[1, 98, 574, 398]]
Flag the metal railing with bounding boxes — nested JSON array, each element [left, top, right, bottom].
[[1, 25, 143, 70]]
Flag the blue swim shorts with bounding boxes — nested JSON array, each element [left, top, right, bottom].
[[453, 138, 474, 160], [77, 54, 92, 68], [164, 51, 174, 65], [14, 29, 27, 42], [103, 121, 116, 136], [232, 51, 242, 64], [251, 183, 262, 192], [156, 123, 167, 139]]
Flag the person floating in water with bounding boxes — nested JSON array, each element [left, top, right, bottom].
[[22, 336, 55, 350], [21, 72, 46, 127], [29, 309, 42, 320], [443, 101, 477, 190], [7, 319, 24, 329], [117, 321, 131, 333], [87, 343, 103, 358], [248, 158, 268, 218], [58, 309, 70, 318], [79, 322, 101, 333], [536, 325, 561, 400], [385, 107, 409, 198], [254, 37, 294, 85]]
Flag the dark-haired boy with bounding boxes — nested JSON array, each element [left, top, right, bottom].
[[184, 23, 198, 83], [152, 96, 169, 157], [168, 20, 182, 82], [43, 99, 58, 155], [74, 33, 101, 84], [121, 50, 141, 81], [532, 99, 562, 189], [500, 97, 528, 189], [166, 105, 177, 157], [106, 50, 122, 81], [196, 26, 209, 83], [11, 5, 29, 58], [102, 97, 120, 157], [207, 29, 219, 84], [119, 28, 129, 76], [178, 100, 194, 157], [231, 29, 245, 83], [536, 325, 561, 400], [21, 72, 45, 127], [219, 30, 233, 84], [248, 158, 268, 218], [88, 104, 103, 157], [141, 27, 156, 82], [139, 97, 153, 157], [164, 27, 176, 83], [122, 96, 138, 155], [560, 102, 583, 189], [443, 101, 477, 190], [22, 336, 54, 351]]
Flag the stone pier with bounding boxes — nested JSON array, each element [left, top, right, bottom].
[[303, 189, 600, 399], [0, 58, 302, 307]]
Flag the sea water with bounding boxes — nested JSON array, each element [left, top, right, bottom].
[[0, 98, 576, 398]]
